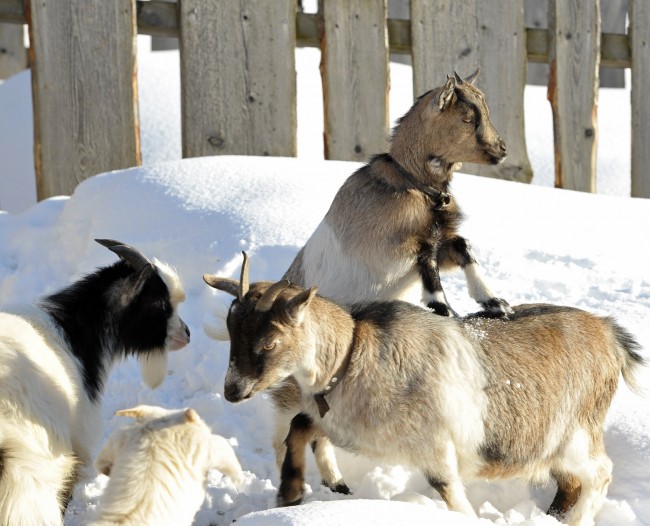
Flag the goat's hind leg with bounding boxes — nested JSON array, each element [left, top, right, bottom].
[[438, 236, 513, 315]]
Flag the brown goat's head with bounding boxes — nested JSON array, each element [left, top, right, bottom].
[[391, 69, 506, 168], [203, 253, 317, 404]]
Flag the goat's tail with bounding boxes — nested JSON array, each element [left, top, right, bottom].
[[611, 319, 646, 396], [0, 431, 76, 526]]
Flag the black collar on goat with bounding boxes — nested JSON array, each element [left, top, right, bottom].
[[381, 153, 451, 209]]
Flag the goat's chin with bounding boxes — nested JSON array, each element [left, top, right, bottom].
[[139, 352, 168, 389]]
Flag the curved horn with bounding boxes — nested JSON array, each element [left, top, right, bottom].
[[240, 251, 250, 301], [464, 68, 480, 85], [255, 280, 290, 313], [453, 71, 463, 84], [95, 239, 151, 270]]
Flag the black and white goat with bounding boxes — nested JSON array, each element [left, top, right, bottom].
[[0, 239, 189, 526], [205, 254, 645, 526]]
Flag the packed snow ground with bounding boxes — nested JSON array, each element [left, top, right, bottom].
[[0, 41, 647, 526]]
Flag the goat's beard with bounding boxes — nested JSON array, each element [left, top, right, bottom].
[[139, 351, 168, 388]]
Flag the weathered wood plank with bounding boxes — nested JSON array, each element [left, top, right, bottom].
[[27, 0, 140, 200], [178, 0, 296, 158], [151, 0, 177, 50], [411, 0, 532, 183], [319, 0, 389, 161], [630, 0, 650, 198], [0, 22, 27, 79], [548, 0, 600, 192]]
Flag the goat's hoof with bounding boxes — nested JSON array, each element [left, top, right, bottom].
[[277, 493, 304, 507], [427, 301, 454, 317], [323, 480, 351, 495], [480, 298, 513, 316]]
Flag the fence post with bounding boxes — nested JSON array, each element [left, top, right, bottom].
[[27, 0, 140, 200], [319, 0, 389, 161], [548, 0, 600, 192], [410, 0, 532, 183], [178, 0, 297, 159], [630, 0, 650, 198], [0, 22, 27, 79]]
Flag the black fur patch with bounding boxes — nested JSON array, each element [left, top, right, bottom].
[[41, 260, 174, 401]]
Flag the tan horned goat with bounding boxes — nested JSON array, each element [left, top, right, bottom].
[[267, 70, 511, 492], [204, 253, 645, 526]]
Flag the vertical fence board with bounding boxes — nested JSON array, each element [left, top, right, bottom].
[[411, 0, 532, 183], [28, 0, 139, 200], [630, 0, 650, 198], [179, 0, 296, 159], [320, 0, 389, 161], [548, 0, 600, 192], [0, 23, 27, 79]]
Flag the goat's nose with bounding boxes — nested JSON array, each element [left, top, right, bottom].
[[499, 139, 507, 154], [224, 382, 239, 402], [184, 322, 191, 339]]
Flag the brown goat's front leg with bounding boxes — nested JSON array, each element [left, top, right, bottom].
[[548, 472, 582, 519], [278, 413, 318, 506], [437, 236, 513, 315], [417, 241, 456, 317]]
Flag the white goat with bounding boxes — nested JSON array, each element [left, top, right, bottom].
[[89, 405, 244, 526], [204, 255, 645, 526], [0, 240, 190, 526]]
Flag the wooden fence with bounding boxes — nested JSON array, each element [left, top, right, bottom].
[[0, 0, 648, 200]]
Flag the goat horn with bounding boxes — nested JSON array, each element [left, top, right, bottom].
[[256, 280, 290, 312], [464, 67, 480, 85], [95, 239, 151, 270], [453, 71, 463, 84], [240, 251, 250, 301]]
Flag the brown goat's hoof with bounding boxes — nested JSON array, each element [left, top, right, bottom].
[[480, 298, 514, 316], [427, 301, 454, 317], [277, 493, 303, 507], [324, 480, 351, 495]]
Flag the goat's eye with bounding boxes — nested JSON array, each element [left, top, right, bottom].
[[262, 341, 276, 351], [462, 115, 474, 123]]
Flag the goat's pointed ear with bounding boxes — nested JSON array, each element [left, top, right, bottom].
[[204, 275, 240, 297], [438, 75, 456, 111], [121, 264, 154, 306], [285, 287, 318, 326], [464, 68, 480, 85]]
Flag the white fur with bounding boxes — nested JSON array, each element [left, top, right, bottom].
[[302, 222, 423, 305], [89, 405, 243, 526], [0, 308, 101, 525]]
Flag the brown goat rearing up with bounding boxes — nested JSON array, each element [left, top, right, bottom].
[[270, 70, 512, 493], [204, 254, 645, 526]]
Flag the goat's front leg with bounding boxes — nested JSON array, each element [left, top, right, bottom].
[[278, 413, 318, 506], [437, 236, 513, 315], [417, 241, 456, 316]]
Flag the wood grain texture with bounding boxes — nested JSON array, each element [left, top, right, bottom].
[[548, 0, 600, 192], [28, 0, 140, 200], [0, 22, 26, 79], [320, 0, 389, 161], [179, 0, 296, 158], [630, 0, 650, 197], [411, 0, 532, 183]]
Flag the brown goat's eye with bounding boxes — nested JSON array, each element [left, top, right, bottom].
[[262, 341, 276, 351], [462, 115, 473, 123]]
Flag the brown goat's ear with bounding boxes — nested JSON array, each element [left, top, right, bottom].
[[203, 275, 240, 297], [464, 68, 480, 85], [438, 75, 456, 111], [285, 286, 318, 326]]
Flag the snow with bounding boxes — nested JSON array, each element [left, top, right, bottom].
[[0, 38, 648, 526]]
